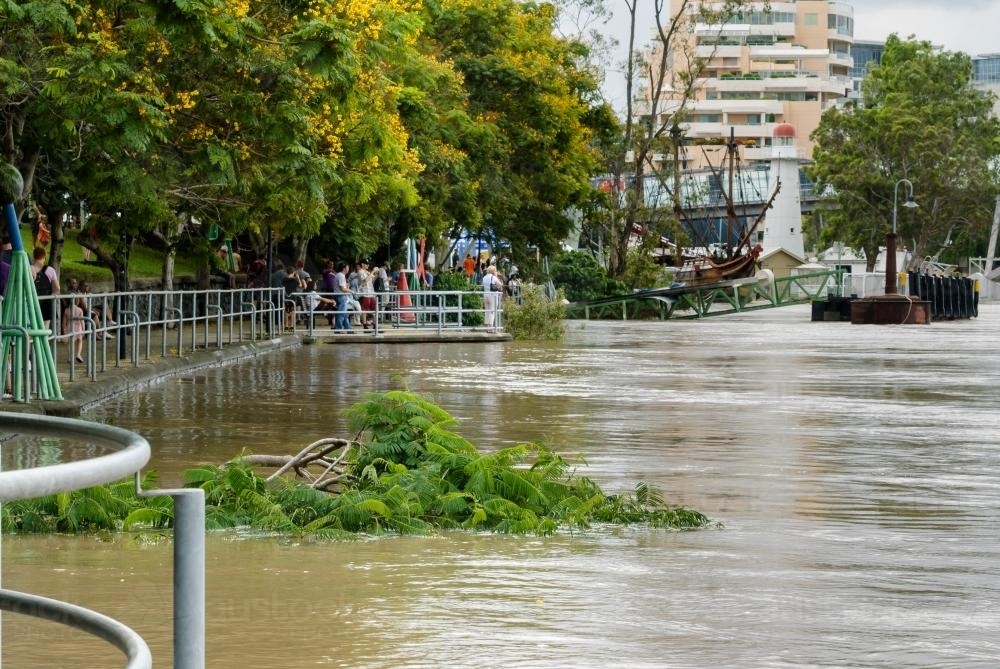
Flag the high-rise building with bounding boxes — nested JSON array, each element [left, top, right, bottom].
[[640, 1, 855, 167], [849, 40, 884, 99], [972, 54, 1000, 117]]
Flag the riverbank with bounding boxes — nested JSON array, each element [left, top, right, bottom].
[[4, 327, 512, 418]]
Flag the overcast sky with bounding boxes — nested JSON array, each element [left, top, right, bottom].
[[851, 0, 999, 55], [601, 1, 1000, 108]]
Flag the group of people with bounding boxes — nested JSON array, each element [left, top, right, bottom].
[[268, 258, 390, 332], [17, 245, 114, 365], [237, 252, 515, 331]]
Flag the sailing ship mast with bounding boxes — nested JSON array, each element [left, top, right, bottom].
[[670, 122, 684, 267], [725, 127, 737, 259]]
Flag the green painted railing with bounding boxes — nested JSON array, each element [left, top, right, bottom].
[[565, 270, 843, 321]]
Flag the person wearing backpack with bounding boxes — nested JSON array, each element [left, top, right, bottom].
[[31, 246, 60, 328]]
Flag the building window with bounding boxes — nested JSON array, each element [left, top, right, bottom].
[[804, 13, 817, 26], [827, 14, 853, 36]]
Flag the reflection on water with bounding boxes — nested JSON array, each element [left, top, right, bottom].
[[4, 303, 1000, 667]]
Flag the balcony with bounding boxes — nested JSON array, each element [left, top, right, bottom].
[[758, 22, 796, 38], [830, 52, 854, 68], [683, 121, 768, 141], [744, 145, 810, 161], [696, 44, 743, 59], [686, 99, 784, 115], [749, 47, 830, 60], [695, 22, 750, 38], [829, 2, 854, 19]]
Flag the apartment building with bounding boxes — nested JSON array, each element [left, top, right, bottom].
[[972, 54, 1000, 117], [642, 1, 856, 166], [851, 42, 1000, 115]]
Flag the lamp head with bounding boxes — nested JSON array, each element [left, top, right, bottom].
[[903, 196, 918, 209]]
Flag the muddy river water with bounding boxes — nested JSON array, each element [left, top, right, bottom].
[[3, 303, 999, 667]]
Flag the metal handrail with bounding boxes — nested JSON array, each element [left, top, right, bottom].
[[0, 412, 205, 668], [0, 413, 150, 500], [0, 413, 154, 668], [0, 589, 152, 669]]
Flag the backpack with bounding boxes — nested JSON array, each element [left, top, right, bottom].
[[373, 273, 386, 292], [34, 266, 53, 296], [323, 270, 338, 293]]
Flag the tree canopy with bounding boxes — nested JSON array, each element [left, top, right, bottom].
[[2, 0, 607, 279], [809, 35, 1000, 270]]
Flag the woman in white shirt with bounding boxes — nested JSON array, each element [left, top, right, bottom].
[[482, 265, 503, 331], [357, 259, 377, 329]]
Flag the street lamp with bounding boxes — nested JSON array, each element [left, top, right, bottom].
[[885, 178, 918, 294], [892, 178, 918, 234]]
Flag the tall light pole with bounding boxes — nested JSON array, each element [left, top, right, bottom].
[[885, 178, 918, 295]]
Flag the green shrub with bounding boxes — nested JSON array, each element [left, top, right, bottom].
[[550, 251, 610, 302], [503, 284, 565, 340]]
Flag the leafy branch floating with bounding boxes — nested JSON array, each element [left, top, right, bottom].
[[2, 391, 713, 536]]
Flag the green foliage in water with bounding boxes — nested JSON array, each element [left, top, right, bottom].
[[0, 471, 172, 534], [1, 392, 711, 536], [502, 284, 565, 340]]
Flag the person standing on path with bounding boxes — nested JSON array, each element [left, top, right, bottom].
[[333, 262, 353, 332], [482, 265, 503, 332], [31, 246, 60, 328], [357, 259, 376, 329]]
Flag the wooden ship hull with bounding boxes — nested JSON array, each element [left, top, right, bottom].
[[672, 243, 764, 287]]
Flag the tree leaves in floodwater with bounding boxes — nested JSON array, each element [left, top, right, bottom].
[[1, 392, 711, 536]]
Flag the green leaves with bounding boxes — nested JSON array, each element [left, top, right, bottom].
[[2, 391, 711, 537]]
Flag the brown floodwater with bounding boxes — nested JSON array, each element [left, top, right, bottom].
[[3, 303, 1000, 667]]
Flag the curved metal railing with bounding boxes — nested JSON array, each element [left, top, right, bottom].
[[0, 413, 151, 501], [0, 413, 153, 668]]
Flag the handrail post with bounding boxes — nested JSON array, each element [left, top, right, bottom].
[[0, 324, 33, 401], [163, 307, 182, 357], [206, 303, 223, 350], [240, 301, 257, 342], [67, 315, 98, 381], [118, 310, 140, 367], [137, 479, 206, 669]]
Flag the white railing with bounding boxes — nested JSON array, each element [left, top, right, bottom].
[[0, 413, 205, 668], [1, 285, 506, 403], [287, 289, 505, 336]]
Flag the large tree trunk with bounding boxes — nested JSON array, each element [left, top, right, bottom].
[[155, 213, 187, 293], [78, 236, 125, 290]]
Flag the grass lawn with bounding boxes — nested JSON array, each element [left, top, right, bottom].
[[52, 228, 201, 286]]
